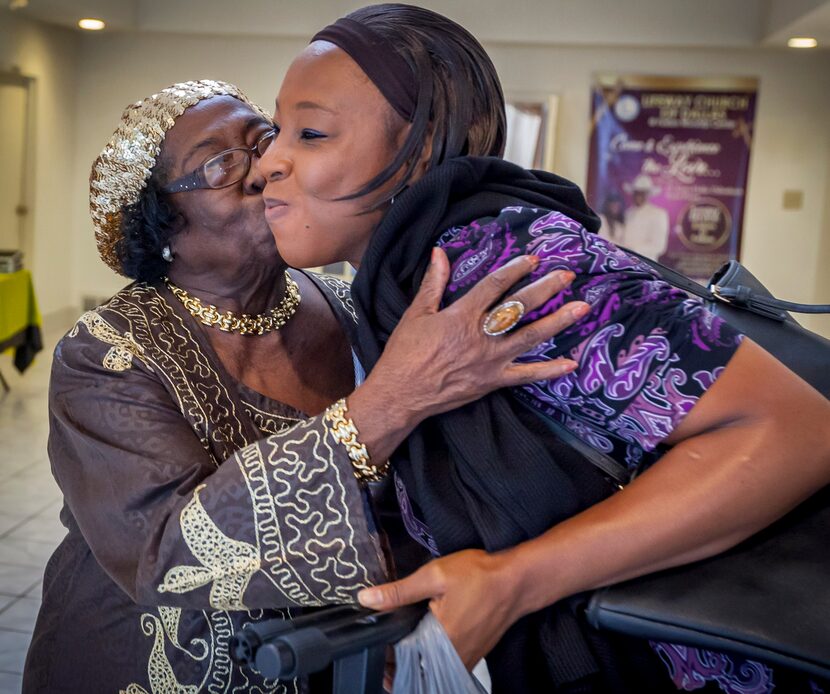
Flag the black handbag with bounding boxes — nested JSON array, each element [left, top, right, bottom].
[[573, 253, 830, 679]]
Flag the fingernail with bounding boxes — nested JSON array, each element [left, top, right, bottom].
[[571, 302, 590, 319], [563, 360, 579, 373], [430, 248, 438, 264], [552, 270, 575, 284], [358, 589, 381, 607], [528, 255, 540, 269]]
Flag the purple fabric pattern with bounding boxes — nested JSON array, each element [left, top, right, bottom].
[[443, 219, 523, 293], [651, 642, 774, 694], [437, 206, 743, 463], [393, 472, 439, 557]]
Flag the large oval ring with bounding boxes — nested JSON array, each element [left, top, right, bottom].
[[482, 300, 526, 336]]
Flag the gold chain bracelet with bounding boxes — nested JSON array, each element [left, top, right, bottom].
[[324, 398, 389, 483]]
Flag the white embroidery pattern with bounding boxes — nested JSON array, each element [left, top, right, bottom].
[[158, 485, 261, 610], [70, 311, 149, 372]]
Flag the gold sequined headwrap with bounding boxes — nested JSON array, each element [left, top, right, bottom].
[[90, 79, 270, 275]]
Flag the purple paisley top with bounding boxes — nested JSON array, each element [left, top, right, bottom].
[[437, 207, 742, 471], [393, 207, 820, 694]]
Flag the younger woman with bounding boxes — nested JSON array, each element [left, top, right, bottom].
[[259, 7, 830, 692]]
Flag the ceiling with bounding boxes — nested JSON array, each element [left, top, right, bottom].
[[5, 0, 830, 49]]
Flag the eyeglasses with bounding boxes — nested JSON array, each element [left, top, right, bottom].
[[162, 128, 277, 194]]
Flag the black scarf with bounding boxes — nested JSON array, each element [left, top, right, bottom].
[[352, 157, 629, 692]]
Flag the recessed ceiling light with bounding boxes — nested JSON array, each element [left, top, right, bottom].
[[787, 37, 817, 48], [78, 18, 106, 31]]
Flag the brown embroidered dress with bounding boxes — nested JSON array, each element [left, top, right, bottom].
[[23, 273, 386, 694]]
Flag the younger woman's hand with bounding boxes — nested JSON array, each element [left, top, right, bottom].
[[356, 549, 522, 669]]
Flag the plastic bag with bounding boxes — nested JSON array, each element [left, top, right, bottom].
[[392, 612, 488, 694]]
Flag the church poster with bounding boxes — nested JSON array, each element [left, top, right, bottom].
[[586, 75, 757, 281]]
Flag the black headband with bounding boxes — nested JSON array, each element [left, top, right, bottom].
[[311, 18, 417, 122]]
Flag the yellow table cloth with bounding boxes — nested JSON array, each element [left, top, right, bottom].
[[0, 269, 43, 373]]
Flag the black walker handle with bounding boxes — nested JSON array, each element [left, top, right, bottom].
[[231, 603, 428, 694]]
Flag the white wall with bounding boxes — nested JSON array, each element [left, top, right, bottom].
[[69, 30, 830, 336], [486, 41, 830, 336], [136, 0, 766, 48], [0, 10, 80, 317]]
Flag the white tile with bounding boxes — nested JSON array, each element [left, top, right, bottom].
[[0, 462, 32, 486], [0, 597, 41, 634], [0, 440, 49, 469], [0, 669, 23, 693], [0, 409, 47, 430], [0, 539, 56, 570], [22, 582, 41, 600], [8, 463, 53, 481], [0, 494, 48, 520], [0, 515, 24, 538], [29, 500, 62, 524], [0, 476, 60, 501], [0, 420, 48, 442], [0, 566, 43, 598], [12, 482, 61, 507], [0, 487, 59, 518], [0, 628, 31, 674], [7, 515, 66, 545]]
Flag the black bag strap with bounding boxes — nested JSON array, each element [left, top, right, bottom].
[[620, 247, 830, 322], [623, 247, 716, 302], [709, 284, 830, 317]]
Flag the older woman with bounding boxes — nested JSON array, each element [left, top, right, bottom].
[[22, 80, 584, 693], [258, 6, 830, 693]]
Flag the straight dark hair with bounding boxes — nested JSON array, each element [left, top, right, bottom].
[[341, 3, 506, 202]]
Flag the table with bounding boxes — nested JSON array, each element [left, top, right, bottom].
[[0, 270, 43, 391]]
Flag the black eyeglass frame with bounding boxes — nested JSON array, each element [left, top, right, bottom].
[[162, 128, 277, 194]]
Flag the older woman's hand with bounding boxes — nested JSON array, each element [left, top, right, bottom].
[[348, 247, 588, 461], [389, 248, 586, 412]]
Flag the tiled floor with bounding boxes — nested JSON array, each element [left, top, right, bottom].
[[0, 316, 72, 693]]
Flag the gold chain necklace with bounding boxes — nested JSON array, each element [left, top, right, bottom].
[[164, 271, 301, 335]]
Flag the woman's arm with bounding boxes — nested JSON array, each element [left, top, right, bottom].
[[51, 250, 585, 612], [350, 249, 587, 459], [358, 338, 830, 667], [49, 343, 384, 610], [513, 337, 830, 601]]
